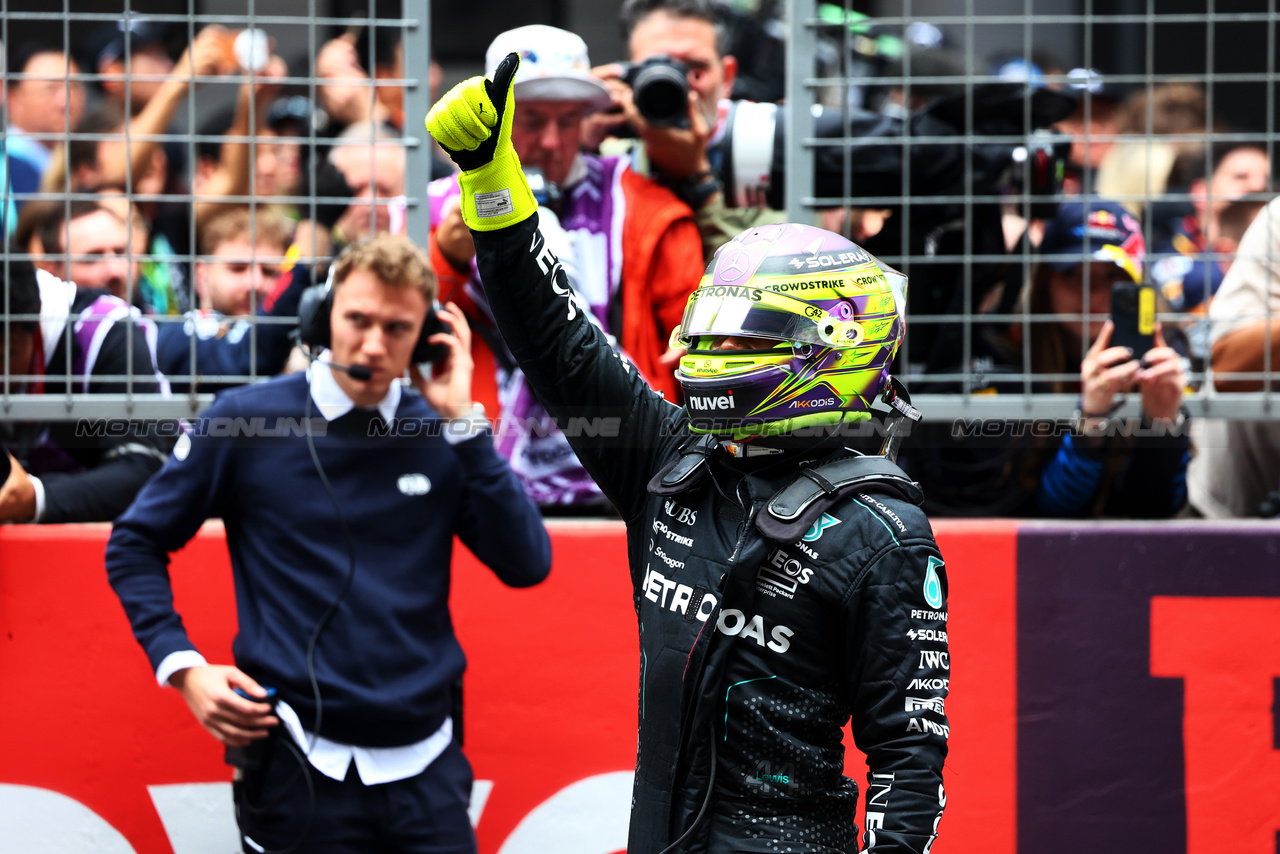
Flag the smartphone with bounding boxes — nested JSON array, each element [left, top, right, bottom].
[[417, 301, 454, 366], [1110, 281, 1156, 357]]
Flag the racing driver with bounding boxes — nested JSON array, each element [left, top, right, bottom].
[[427, 54, 950, 854]]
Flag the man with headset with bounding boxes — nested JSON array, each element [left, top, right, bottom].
[[428, 57, 947, 853], [105, 234, 551, 854]]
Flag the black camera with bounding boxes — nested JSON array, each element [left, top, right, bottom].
[[620, 55, 691, 128], [524, 167, 562, 214], [1011, 129, 1072, 220]]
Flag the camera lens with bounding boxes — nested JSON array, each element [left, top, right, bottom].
[[632, 63, 690, 127]]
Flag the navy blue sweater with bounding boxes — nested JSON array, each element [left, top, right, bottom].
[[155, 261, 310, 393], [106, 372, 551, 747]]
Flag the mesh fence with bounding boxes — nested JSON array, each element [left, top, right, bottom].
[[2, 1, 1280, 423], [785, 0, 1280, 421], [0, 0, 431, 419]]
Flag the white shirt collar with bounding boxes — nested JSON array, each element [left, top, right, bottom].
[[562, 152, 588, 189], [308, 355, 401, 424], [35, 268, 76, 368]]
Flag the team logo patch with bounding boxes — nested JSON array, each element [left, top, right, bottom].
[[802, 513, 841, 542], [923, 556, 945, 610]]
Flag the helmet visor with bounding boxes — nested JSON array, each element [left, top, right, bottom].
[[678, 286, 851, 348]]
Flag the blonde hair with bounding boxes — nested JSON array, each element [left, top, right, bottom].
[[332, 234, 436, 302]]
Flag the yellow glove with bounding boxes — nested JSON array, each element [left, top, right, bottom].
[[425, 52, 538, 231]]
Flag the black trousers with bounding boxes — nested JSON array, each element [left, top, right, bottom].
[[234, 733, 477, 854]]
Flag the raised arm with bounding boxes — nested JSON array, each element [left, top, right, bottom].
[[193, 53, 288, 228], [94, 27, 225, 192], [425, 55, 686, 520]]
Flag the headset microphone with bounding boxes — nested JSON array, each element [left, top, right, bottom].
[[327, 361, 373, 381]]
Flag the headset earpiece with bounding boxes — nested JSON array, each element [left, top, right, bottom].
[[297, 259, 450, 364], [296, 278, 334, 351]]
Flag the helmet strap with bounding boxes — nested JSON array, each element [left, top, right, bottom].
[[877, 377, 923, 463], [720, 439, 787, 458]]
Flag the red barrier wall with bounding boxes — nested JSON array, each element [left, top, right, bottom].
[[0, 520, 1017, 853]]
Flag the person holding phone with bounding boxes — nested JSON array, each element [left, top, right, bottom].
[[1021, 200, 1191, 517]]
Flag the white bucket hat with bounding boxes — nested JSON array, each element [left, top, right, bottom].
[[484, 25, 613, 113]]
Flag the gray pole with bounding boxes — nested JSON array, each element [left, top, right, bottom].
[[402, 0, 432, 249], [784, 0, 817, 223]]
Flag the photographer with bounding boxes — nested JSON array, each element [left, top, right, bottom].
[[596, 0, 785, 257], [1022, 201, 1190, 518]]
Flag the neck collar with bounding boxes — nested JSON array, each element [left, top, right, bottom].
[[308, 355, 401, 424]]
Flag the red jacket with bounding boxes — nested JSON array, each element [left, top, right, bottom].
[[428, 165, 702, 411]]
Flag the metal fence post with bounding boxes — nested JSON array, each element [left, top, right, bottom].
[[785, 0, 816, 224], [402, 0, 432, 251]]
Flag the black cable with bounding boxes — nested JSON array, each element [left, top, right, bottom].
[[302, 385, 362, 757], [237, 734, 316, 854], [235, 384, 359, 854]]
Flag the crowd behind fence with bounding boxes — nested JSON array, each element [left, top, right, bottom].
[[3, 1, 1280, 519]]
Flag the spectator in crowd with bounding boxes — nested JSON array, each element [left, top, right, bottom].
[[1189, 198, 1280, 517], [1053, 67, 1125, 196], [1213, 198, 1267, 277], [4, 41, 86, 205], [0, 257, 173, 523], [1096, 82, 1208, 217], [315, 27, 404, 131], [256, 95, 311, 204], [1021, 200, 1190, 518], [101, 191, 189, 316], [313, 27, 460, 182], [92, 19, 175, 117], [48, 26, 288, 315], [1150, 141, 1271, 316], [105, 234, 550, 853], [44, 104, 190, 315], [597, 0, 786, 256], [155, 206, 306, 392], [21, 199, 133, 303], [194, 93, 308, 219], [428, 24, 702, 510], [133, 26, 286, 225], [327, 122, 406, 245]]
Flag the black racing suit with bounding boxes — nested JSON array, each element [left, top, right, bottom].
[[475, 215, 949, 854]]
